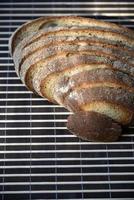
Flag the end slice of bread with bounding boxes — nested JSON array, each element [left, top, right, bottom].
[[67, 111, 121, 142]]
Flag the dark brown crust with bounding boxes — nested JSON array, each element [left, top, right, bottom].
[[64, 86, 134, 112], [67, 111, 121, 142], [53, 68, 134, 103]]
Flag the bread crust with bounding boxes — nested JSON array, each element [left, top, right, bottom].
[[67, 111, 121, 142]]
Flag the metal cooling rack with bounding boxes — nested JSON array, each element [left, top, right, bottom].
[[0, 0, 134, 199]]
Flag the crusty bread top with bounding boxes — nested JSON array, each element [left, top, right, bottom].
[[9, 16, 134, 55]]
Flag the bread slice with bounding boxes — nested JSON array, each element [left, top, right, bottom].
[[9, 16, 134, 142], [20, 39, 134, 70], [19, 39, 134, 84], [10, 16, 134, 55], [16, 39, 133, 85], [24, 28, 134, 51], [46, 68, 134, 104], [64, 86, 134, 125], [67, 111, 121, 142], [11, 15, 134, 72], [13, 27, 134, 76], [40, 64, 109, 103], [20, 37, 134, 72], [20, 22, 134, 62], [31, 50, 134, 99]]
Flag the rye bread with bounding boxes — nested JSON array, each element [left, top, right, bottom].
[[20, 37, 134, 72], [19, 40, 134, 89], [47, 68, 134, 104], [67, 111, 121, 142], [13, 27, 134, 77], [10, 16, 134, 55], [9, 16, 134, 142], [64, 86, 134, 125], [31, 51, 134, 97], [11, 16, 134, 74], [24, 28, 134, 51], [40, 64, 109, 103]]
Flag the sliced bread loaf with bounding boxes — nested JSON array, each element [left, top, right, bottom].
[[9, 16, 134, 142], [10, 16, 134, 55], [64, 86, 134, 125], [48, 68, 134, 105], [13, 28, 134, 76], [19, 43, 134, 94], [31, 51, 134, 99]]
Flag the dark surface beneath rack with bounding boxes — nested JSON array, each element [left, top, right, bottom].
[[0, 0, 134, 199]]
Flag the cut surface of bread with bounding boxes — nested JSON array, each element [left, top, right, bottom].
[[17, 32, 133, 76], [64, 86, 134, 110], [64, 86, 134, 124], [21, 38, 134, 68], [24, 25, 134, 50], [82, 102, 133, 125], [12, 27, 134, 77], [10, 15, 134, 74], [31, 51, 134, 97], [65, 87, 133, 125], [20, 40, 134, 72], [13, 27, 134, 75], [40, 64, 109, 103]]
